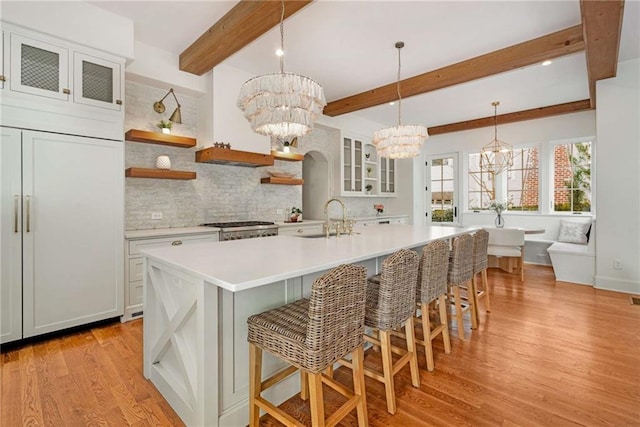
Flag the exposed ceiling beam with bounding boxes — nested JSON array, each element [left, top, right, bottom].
[[580, 0, 625, 108], [427, 100, 593, 136], [324, 25, 585, 117], [180, 0, 313, 76]]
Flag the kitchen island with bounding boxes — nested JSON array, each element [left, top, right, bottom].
[[141, 224, 473, 426]]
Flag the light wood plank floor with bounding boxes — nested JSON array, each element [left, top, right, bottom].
[[2, 265, 639, 426]]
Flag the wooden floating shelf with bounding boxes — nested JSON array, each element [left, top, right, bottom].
[[196, 147, 274, 167], [125, 129, 197, 148], [125, 167, 196, 180], [271, 150, 304, 162], [260, 177, 304, 185]]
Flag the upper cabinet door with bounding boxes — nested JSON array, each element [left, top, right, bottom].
[[380, 157, 396, 195], [1, 30, 5, 89], [10, 33, 69, 101], [73, 52, 122, 111]]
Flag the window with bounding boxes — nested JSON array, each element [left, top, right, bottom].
[[468, 153, 494, 210], [428, 155, 458, 223], [553, 141, 592, 212], [507, 147, 539, 211]]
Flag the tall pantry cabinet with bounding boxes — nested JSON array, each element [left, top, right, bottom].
[[0, 21, 125, 344]]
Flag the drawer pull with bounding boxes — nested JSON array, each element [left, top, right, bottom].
[[62, 88, 71, 94], [297, 229, 304, 233], [171, 240, 183, 246]]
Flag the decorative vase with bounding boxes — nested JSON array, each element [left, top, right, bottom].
[[161, 128, 171, 135], [156, 155, 171, 170], [495, 214, 505, 228]]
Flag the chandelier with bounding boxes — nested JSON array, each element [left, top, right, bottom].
[[480, 101, 513, 175], [373, 42, 428, 159], [237, 0, 326, 140]]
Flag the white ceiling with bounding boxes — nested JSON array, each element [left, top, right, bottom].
[[92, 0, 640, 128]]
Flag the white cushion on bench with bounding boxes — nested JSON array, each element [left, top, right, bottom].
[[547, 242, 594, 256], [488, 245, 521, 257]]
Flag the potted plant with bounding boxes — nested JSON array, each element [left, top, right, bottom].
[[366, 166, 373, 177], [365, 184, 373, 194], [374, 204, 384, 215], [157, 120, 173, 135], [290, 207, 302, 222]]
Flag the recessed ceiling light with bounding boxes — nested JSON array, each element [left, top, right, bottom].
[[542, 60, 552, 66], [275, 48, 284, 57], [389, 102, 395, 106]]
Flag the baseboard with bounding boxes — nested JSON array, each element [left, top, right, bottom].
[[594, 275, 640, 294]]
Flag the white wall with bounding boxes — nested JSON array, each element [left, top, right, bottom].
[[414, 110, 597, 237], [0, 1, 134, 59], [594, 58, 640, 293]]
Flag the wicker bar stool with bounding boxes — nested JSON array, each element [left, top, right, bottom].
[[414, 239, 452, 371], [340, 249, 420, 415], [472, 229, 491, 324], [247, 264, 368, 427], [448, 233, 478, 340]]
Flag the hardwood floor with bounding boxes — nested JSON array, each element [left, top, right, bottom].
[[2, 265, 639, 426]]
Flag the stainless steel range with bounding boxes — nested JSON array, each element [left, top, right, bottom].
[[202, 221, 278, 241]]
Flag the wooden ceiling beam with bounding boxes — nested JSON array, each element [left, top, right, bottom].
[[580, 0, 625, 108], [180, 0, 313, 76], [324, 25, 585, 117], [427, 100, 593, 136]]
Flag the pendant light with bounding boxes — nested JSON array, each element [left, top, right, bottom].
[[237, 0, 326, 140], [373, 42, 428, 159], [480, 101, 513, 175]]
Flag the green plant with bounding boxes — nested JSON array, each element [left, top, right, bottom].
[[365, 184, 373, 191], [157, 120, 173, 129], [291, 207, 302, 215], [432, 209, 454, 222]]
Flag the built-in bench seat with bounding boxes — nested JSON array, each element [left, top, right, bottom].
[[547, 220, 595, 285]]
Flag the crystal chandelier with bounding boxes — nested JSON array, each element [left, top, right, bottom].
[[480, 101, 513, 175], [237, 0, 326, 140], [373, 42, 428, 159]]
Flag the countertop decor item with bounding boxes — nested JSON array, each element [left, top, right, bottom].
[[374, 204, 384, 215], [155, 155, 171, 170], [489, 200, 507, 228], [236, 0, 326, 140], [157, 120, 172, 135], [372, 41, 428, 159], [153, 88, 182, 124], [289, 207, 302, 222], [480, 101, 513, 175]]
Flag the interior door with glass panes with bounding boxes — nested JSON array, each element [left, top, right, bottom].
[[427, 154, 458, 224]]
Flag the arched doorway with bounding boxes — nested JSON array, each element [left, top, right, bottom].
[[302, 150, 329, 220]]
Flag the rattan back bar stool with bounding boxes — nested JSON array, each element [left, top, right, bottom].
[[247, 264, 368, 427], [472, 229, 491, 324], [448, 233, 478, 340], [340, 249, 421, 415], [414, 239, 452, 371]]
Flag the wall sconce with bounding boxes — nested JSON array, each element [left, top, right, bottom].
[[153, 88, 182, 124]]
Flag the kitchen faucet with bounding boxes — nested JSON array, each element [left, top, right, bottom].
[[323, 198, 353, 237]]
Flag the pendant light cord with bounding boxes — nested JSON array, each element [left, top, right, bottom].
[[279, 0, 285, 74], [492, 101, 499, 140], [396, 44, 402, 126]]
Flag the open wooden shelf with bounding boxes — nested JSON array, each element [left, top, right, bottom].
[[125, 129, 197, 148], [271, 150, 304, 162], [125, 167, 196, 180], [196, 147, 274, 167], [260, 177, 304, 185]]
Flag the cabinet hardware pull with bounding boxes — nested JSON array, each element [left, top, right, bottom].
[[14, 195, 19, 232], [297, 229, 304, 233], [116, 100, 123, 105], [0, 75, 6, 82], [62, 88, 71, 94], [171, 240, 183, 246], [25, 195, 31, 232]]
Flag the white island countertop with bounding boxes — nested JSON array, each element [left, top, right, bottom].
[[140, 224, 473, 292]]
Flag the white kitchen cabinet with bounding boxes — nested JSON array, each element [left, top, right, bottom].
[[1, 30, 5, 89], [0, 127, 124, 344], [124, 231, 220, 321], [354, 215, 408, 227], [341, 135, 364, 195], [73, 51, 122, 111], [380, 157, 396, 195], [277, 222, 324, 236]]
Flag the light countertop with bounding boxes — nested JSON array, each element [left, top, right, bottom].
[[140, 224, 473, 293]]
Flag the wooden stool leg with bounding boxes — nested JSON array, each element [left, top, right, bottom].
[[380, 330, 397, 414], [468, 279, 478, 330], [404, 317, 420, 387], [300, 371, 309, 401], [520, 253, 525, 281], [324, 365, 334, 378], [308, 373, 325, 427], [453, 285, 465, 341], [420, 301, 435, 371], [482, 269, 491, 312], [438, 294, 451, 354], [351, 346, 369, 427], [472, 273, 480, 324], [249, 343, 262, 427]]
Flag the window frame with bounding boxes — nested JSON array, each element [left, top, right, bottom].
[[548, 137, 595, 215]]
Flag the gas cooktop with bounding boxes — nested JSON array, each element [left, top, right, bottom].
[[202, 221, 275, 228]]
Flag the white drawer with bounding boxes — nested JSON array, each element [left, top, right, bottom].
[[278, 224, 323, 236], [128, 233, 218, 256], [129, 280, 143, 305], [129, 258, 143, 282]]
